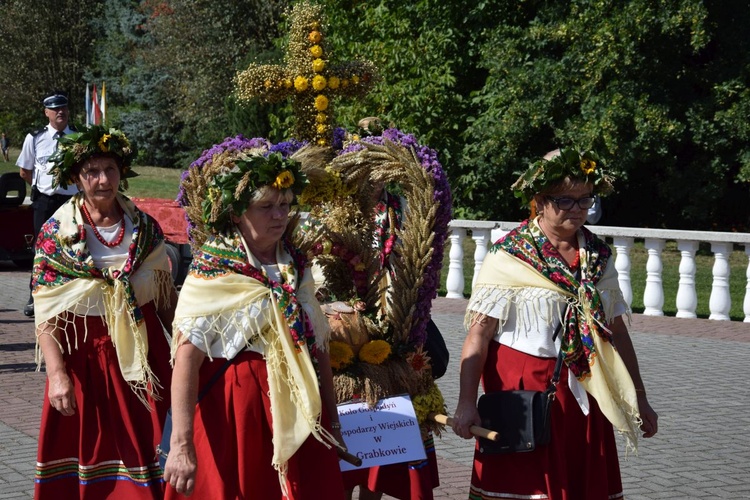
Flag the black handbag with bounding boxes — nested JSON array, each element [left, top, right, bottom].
[[155, 347, 246, 470], [476, 319, 566, 455]]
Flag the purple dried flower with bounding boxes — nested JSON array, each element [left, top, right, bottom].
[[269, 139, 307, 158], [332, 127, 347, 151]]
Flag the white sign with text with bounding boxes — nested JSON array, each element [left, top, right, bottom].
[[337, 394, 426, 472]]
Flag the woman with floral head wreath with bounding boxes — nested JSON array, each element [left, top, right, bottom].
[[32, 124, 178, 499], [163, 136, 345, 500], [451, 147, 658, 500]]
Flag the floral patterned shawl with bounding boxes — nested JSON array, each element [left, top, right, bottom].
[[466, 218, 641, 450], [172, 228, 335, 489], [32, 193, 173, 402]]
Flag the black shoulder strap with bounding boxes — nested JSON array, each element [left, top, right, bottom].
[[548, 305, 569, 390], [196, 345, 248, 402], [30, 126, 47, 138]]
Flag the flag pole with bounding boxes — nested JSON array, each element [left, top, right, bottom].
[[100, 82, 106, 125], [85, 83, 90, 127]]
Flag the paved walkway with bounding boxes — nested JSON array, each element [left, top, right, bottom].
[[1, 260, 749, 499]]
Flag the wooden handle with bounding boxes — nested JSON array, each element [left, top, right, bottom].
[[429, 413, 500, 441], [336, 446, 363, 467]]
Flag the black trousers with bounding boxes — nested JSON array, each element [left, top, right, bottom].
[[31, 190, 73, 239]]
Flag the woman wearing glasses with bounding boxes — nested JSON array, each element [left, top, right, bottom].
[[451, 148, 658, 500]]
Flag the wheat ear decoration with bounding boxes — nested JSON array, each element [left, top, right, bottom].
[[351, 140, 438, 344]]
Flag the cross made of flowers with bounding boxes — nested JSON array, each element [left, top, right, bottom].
[[234, 1, 377, 147]]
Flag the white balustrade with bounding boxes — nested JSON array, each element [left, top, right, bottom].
[[445, 221, 498, 298], [444, 219, 750, 324], [643, 239, 666, 316], [612, 237, 634, 307], [708, 242, 732, 320], [445, 231, 465, 298], [471, 229, 491, 289], [676, 240, 699, 318]]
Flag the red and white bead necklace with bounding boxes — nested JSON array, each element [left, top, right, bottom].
[[81, 202, 125, 248]]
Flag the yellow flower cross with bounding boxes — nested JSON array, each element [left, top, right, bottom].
[[234, 2, 376, 146]]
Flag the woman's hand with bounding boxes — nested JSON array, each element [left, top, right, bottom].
[[637, 393, 658, 438], [164, 441, 198, 496], [37, 324, 76, 416], [451, 400, 481, 439], [47, 370, 76, 416], [165, 341, 205, 496], [452, 314, 497, 439]]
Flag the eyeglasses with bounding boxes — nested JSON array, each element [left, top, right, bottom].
[[545, 195, 596, 211]]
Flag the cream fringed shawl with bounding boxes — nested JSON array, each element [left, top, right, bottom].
[[171, 230, 335, 490], [32, 193, 174, 402], [465, 219, 641, 452]]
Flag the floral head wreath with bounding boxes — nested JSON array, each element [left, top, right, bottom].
[[49, 124, 136, 189], [511, 147, 615, 206], [203, 151, 307, 229], [178, 135, 309, 246]]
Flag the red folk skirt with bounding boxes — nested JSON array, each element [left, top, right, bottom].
[[469, 342, 623, 500], [164, 350, 345, 500], [34, 302, 173, 500], [342, 430, 440, 499]]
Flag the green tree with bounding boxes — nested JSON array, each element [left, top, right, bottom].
[[0, 0, 103, 135], [460, 0, 750, 230], [326, 0, 494, 213], [257, 0, 491, 217], [87, 0, 184, 167], [138, 0, 290, 165]]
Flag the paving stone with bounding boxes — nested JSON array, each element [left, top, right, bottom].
[[3, 264, 750, 499]]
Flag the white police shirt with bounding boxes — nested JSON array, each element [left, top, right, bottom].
[[16, 125, 78, 196]]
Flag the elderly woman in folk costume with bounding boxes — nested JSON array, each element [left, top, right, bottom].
[[163, 137, 345, 500], [32, 125, 177, 499], [451, 148, 658, 500]]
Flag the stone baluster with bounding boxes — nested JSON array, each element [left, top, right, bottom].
[[708, 242, 731, 320], [471, 229, 490, 290], [445, 230, 465, 299], [744, 246, 750, 323], [676, 240, 699, 318], [643, 239, 665, 316], [612, 237, 634, 307]]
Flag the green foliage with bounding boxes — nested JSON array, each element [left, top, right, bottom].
[[87, 0, 185, 167], [85, 0, 291, 168], [2, 0, 750, 231], [136, 0, 291, 165], [0, 0, 103, 136], [460, 0, 750, 230], [282, 0, 491, 186]]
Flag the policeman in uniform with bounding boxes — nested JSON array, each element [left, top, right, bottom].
[[17, 91, 79, 316]]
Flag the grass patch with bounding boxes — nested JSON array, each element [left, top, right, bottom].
[[2, 157, 184, 200], [126, 167, 184, 199]]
